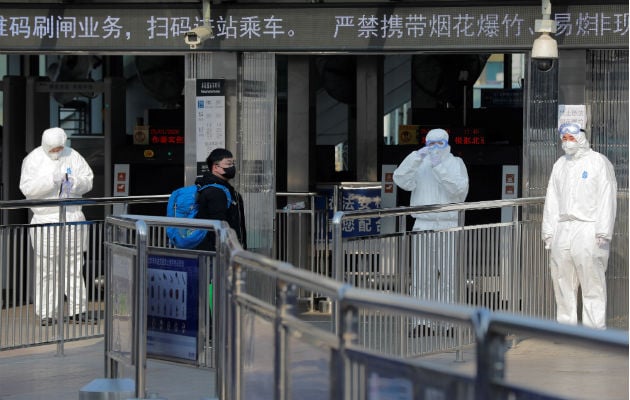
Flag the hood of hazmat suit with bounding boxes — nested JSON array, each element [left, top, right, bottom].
[[41, 127, 67, 160]]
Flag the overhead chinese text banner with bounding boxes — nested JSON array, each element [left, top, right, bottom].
[[0, 4, 626, 52]]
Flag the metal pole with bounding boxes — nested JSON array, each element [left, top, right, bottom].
[[338, 302, 358, 400], [135, 220, 148, 398], [274, 281, 295, 400], [455, 210, 466, 362], [331, 211, 345, 334], [56, 206, 67, 356]]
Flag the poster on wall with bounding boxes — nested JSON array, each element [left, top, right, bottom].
[[558, 104, 587, 129], [196, 79, 225, 176], [147, 254, 200, 363]]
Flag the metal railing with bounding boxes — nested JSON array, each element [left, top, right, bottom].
[[330, 196, 628, 357], [108, 212, 628, 400], [0, 195, 168, 352], [274, 192, 330, 311], [228, 251, 627, 400], [5, 193, 625, 357], [103, 215, 228, 398]]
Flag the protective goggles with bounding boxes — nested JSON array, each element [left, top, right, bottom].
[[558, 123, 584, 137], [425, 139, 448, 148]]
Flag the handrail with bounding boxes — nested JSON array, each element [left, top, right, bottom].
[[275, 192, 319, 197], [106, 211, 628, 400], [332, 196, 547, 222], [230, 238, 628, 400], [0, 195, 169, 210]]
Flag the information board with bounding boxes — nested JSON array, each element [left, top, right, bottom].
[[195, 79, 226, 176], [147, 254, 200, 362]]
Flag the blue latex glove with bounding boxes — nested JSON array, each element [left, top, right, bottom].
[[416, 147, 429, 158], [60, 175, 74, 197], [596, 237, 610, 249]]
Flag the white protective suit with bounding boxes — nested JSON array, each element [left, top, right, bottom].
[[542, 125, 617, 329], [19, 127, 94, 321], [393, 129, 469, 317]]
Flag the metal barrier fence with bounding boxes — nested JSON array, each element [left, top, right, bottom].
[[103, 215, 228, 398], [0, 195, 168, 353], [274, 192, 330, 311], [108, 213, 628, 400], [331, 197, 629, 357], [0, 190, 322, 353], [228, 250, 627, 400]]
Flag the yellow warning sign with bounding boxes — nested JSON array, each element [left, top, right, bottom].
[[398, 125, 420, 145]]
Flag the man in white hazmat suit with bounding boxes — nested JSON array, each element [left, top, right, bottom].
[[393, 128, 469, 336], [542, 122, 617, 329], [19, 127, 95, 326]]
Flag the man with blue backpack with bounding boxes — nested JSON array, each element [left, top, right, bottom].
[[193, 148, 247, 250]]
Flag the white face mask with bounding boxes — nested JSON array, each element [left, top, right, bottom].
[[47, 151, 61, 160], [562, 141, 579, 155]]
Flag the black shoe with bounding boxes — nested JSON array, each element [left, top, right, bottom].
[[70, 312, 98, 324], [40, 317, 55, 326]]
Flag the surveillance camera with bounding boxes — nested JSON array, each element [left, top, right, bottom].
[[532, 32, 558, 72], [184, 25, 213, 50], [535, 58, 554, 72]]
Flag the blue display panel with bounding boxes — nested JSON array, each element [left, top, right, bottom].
[[319, 186, 382, 238], [147, 254, 200, 362]]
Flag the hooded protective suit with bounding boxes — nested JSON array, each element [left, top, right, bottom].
[[393, 129, 469, 332], [542, 123, 617, 329], [19, 127, 94, 322], [393, 128, 469, 230]]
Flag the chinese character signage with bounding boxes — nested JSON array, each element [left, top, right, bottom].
[[319, 186, 382, 238], [147, 254, 200, 362], [149, 127, 184, 145], [0, 5, 626, 52], [196, 79, 225, 176], [402, 127, 487, 146]]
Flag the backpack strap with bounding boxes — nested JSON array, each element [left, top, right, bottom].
[[197, 183, 232, 208]]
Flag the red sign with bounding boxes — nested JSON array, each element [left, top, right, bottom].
[[416, 127, 487, 146], [150, 128, 184, 145]]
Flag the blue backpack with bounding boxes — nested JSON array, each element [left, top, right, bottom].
[[166, 183, 232, 249]]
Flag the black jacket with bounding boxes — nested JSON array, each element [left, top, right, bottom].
[[194, 173, 247, 250]]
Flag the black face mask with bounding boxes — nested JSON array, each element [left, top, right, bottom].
[[221, 166, 236, 179]]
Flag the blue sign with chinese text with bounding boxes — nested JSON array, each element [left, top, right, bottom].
[[319, 186, 382, 238]]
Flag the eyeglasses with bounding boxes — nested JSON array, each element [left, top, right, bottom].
[[558, 123, 585, 136]]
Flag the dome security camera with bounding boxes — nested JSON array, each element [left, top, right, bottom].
[[184, 25, 213, 50], [531, 32, 558, 72]]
